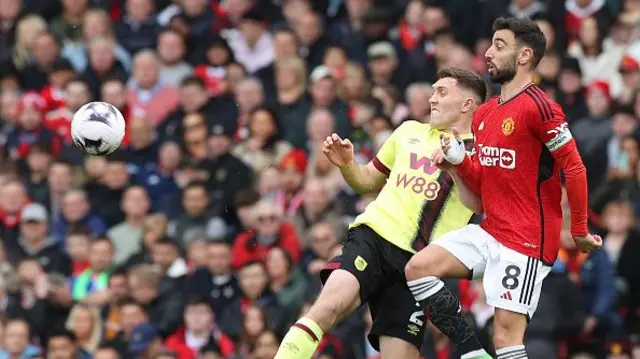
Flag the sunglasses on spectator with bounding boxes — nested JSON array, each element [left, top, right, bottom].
[[257, 215, 278, 223]]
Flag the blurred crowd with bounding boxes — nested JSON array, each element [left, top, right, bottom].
[[0, 0, 638, 358]]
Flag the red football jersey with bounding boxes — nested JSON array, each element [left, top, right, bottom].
[[465, 84, 579, 265]]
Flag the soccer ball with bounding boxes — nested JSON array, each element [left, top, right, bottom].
[[71, 102, 125, 155]]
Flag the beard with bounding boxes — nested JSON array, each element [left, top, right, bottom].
[[489, 55, 517, 84]]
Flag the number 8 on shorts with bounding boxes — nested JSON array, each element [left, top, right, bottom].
[[485, 249, 551, 319]]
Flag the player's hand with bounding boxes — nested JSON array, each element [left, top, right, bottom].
[[322, 133, 355, 168], [439, 127, 465, 165], [573, 233, 603, 253], [430, 148, 454, 171]]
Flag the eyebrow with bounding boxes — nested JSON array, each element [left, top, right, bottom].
[[494, 37, 507, 45]]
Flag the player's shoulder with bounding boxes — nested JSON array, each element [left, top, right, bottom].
[[394, 119, 429, 134], [518, 84, 564, 118]]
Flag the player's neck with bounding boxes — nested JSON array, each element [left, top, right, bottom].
[[452, 117, 472, 134], [500, 71, 534, 103]]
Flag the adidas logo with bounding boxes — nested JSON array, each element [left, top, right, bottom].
[[500, 291, 513, 301]]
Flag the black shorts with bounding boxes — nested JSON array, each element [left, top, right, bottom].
[[319, 225, 425, 350]]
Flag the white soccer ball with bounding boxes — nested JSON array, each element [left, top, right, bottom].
[[71, 102, 125, 155]]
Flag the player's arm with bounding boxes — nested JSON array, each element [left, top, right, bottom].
[[339, 124, 403, 193], [339, 161, 388, 194], [534, 103, 588, 237], [449, 169, 483, 214]]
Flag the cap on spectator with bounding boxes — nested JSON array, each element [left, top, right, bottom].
[[21, 203, 48, 223], [17, 92, 47, 115], [241, 8, 265, 24], [367, 42, 396, 59], [129, 324, 158, 354], [206, 217, 228, 241], [279, 149, 308, 175], [50, 58, 75, 74], [585, 80, 612, 102], [310, 65, 332, 83], [561, 57, 581, 75], [620, 43, 640, 73]]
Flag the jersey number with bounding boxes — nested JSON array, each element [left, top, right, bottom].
[[409, 310, 424, 327], [501, 265, 521, 290]]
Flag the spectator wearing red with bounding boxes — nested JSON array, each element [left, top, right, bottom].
[[40, 58, 76, 112], [232, 198, 301, 270], [165, 296, 235, 359], [193, 36, 233, 97], [128, 50, 181, 127], [44, 78, 92, 143], [274, 149, 307, 217], [5, 92, 62, 161]]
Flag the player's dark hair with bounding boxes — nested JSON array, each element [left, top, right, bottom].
[[180, 75, 206, 89], [436, 68, 488, 103], [492, 17, 546, 68]]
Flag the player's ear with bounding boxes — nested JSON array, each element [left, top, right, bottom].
[[518, 47, 534, 66], [460, 97, 474, 114]]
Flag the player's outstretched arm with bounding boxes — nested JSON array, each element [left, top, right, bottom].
[[537, 105, 602, 253], [322, 134, 387, 194]]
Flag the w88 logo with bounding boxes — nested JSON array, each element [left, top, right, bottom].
[[395, 174, 441, 200]]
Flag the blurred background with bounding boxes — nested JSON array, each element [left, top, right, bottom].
[[0, 0, 637, 358]]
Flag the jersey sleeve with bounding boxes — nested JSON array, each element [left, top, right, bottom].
[[371, 122, 403, 176], [531, 102, 589, 236]]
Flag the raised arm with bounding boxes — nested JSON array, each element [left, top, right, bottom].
[[324, 128, 400, 194], [339, 160, 388, 194]]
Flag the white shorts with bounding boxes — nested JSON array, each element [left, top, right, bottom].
[[435, 224, 552, 318]]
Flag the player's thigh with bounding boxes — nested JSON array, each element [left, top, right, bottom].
[[405, 224, 488, 280], [379, 336, 420, 359], [368, 281, 425, 355], [315, 226, 387, 325], [482, 243, 552, 347]]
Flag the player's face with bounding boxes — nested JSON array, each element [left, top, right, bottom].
[[485, 30, 519, 84], [429, 77, 467, 129]]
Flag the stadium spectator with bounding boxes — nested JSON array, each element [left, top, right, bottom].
[[165, 296, 235, 359], [114, 0, 160, 56], [128, 264, 184, 338], [186, 241, 240, 318], [231, 198, 300, 269], [51, 189, 106, 244], [157, 30, 193, 87], [2, 2, 640, 358], [107, 185, 150, 265], [232, 106, 291, 174], [128, 50, 180, 126], [0, 318, 40, 358], [72, 236, 114, 302], [65, 303, 103, 355], [10, 203, 72, 275]]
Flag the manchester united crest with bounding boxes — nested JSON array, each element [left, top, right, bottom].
[[502, 117, 515, 136]]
